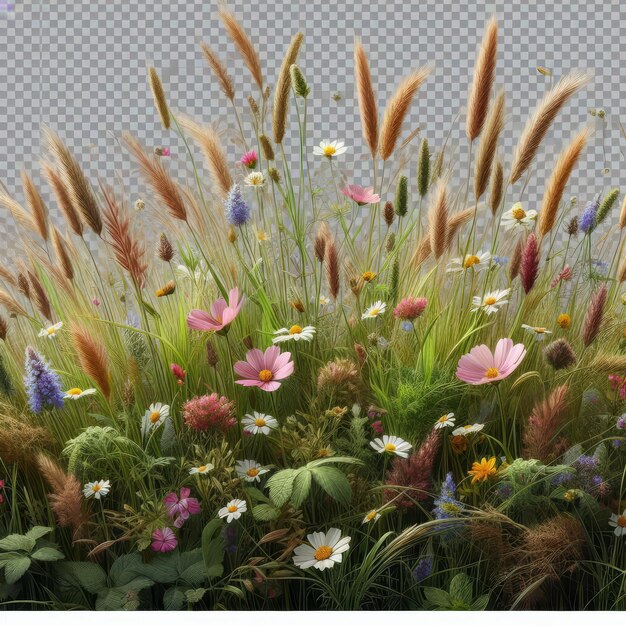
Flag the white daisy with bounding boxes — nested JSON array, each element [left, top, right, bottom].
[[63, 387, 97, 400], [142, 402, 170, 435], [500, 202, 538, 231], [362, 301, 387, 320], [471, 289, 510, 316], [521, 324, 553, 342], [218, 498, 247, 523], [38, 321, 63, 339], [292, 528, 351, 571], [235, 459, 270, 483], [609, 509, 626, 537], [189, 463, 214, 476], [370, 435, 412, 458], [244, 171, 265, 187], [362, 510, 381, 525], [447, 251, 491, 273], [319, 295, 330, 307], [313, 140, 348, 159], [452, 423, 485, 437], [83, 480, 110, 500], [272, 324, 316, 344], [434, 413, 455, 430], [242, 412, 278, 435]]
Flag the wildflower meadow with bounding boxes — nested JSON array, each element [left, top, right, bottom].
[[2, 8, 626, 612]]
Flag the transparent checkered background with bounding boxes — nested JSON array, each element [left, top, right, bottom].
[[0, 0, 624, 249]]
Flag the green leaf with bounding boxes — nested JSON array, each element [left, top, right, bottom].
[[0, 534, 36, 553], [471, 594, 490, 610], [423, 587, 452, 608], [163, 586, 186, 610], [201, 520, 225, 580], [185, 588, 207, 604], [311, 465, 352, 505], [449, 573, 473, 603], [3, 555, 31, 584], [56, 561, 107, 594], [31, 547, 65, 562], [24, 526, 53, 541], [266, 468, 298, 506], [305, 456, 364, 469], [109, 553, 147, 587], [244, 486, 271, 504], [290, 469, 312, 507], [252, 504, 280, 521]]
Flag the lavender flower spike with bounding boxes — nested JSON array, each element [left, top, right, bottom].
[[225, 184, 251, 226], [24, 346, 64, 413], [579, 199, 599, 234]]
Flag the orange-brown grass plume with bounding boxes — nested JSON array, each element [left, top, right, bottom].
[[179, 119, 233, 198], [0, 266, 17, 288], [445, 206, 475, 249], [411, 233, 432, 268], [0, 192, 39, 235], [509, 71, 590, 184], [379, 67, 431, 161], [219, 8, 264, 91], [43, 127, 102, 235], [71, 323, 111, 399], [37, 453, 88, 539], [148, 66, 170, 129], [272, 32, 305, 144], [41, 161, 83, 236], [538, 128, 588, 239], [200, 42, 235, 102], [124, 132, 188, 221], [466, 17, 498, 141], [27, 270, 53, 321], [0, 405, 55, 464], [21, 170, 49, 241], [324, 236, 340, 300], [354, 38, 378, 158], [522, 384, 569, 462], [314, 222, 329, 263], [50, 226, 74, 281], [489, 159, 504, 215], [582, 283, 607, 347], [0, 314, 7, 340], [590, 353, 626, 373], [428, 179, 449, 258], [619, 194, 626, 229], [0, 289, 29, 318], [474, 90, 504, 200], [101, 185, 148, 288]]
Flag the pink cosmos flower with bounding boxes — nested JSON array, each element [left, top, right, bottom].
[[163, 487, 201, 528], [187, 288, 243, 334], [456, 338, 526, 385], [341, 184, 380, 206], [393, 297, 428, 321], [151, 527, 177, 553], [234, 346, 294, 392], [240, 150, 258, 169]]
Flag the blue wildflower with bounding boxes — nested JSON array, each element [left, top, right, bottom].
[[225, 184, 251, 226], [24, 347, 64, 413], [433, 472, 464, 520], [413, 555, 433, 582], [401, 320, 413, 332], [579, 200, 599, 234], [492, 256, 508, 266]]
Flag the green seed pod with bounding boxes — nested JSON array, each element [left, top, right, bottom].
[[395, 175, 408, 217], [417, 138, 430, 197], [595, 188, 620, 227], [290, 64, 310, 98]]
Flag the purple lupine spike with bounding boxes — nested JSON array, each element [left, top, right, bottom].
[[224, 184, 251, 226], [579, 199, 599, 233], [24, 346, 64, 413]]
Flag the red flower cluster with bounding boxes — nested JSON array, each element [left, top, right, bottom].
[[182, 393, 236, 433]]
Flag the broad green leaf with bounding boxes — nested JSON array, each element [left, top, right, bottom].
[[186, 588, 207, 604], [266, 468, 298, 506], [3, 555, 31, 584], [449, 573, 473, 603], [31, 547, 65, 562], [109, 552, 147, 587], [0, 534, 36, 553], [201, 520, 225, 580], [24, 526, 53, 541], [290, 469, 312, 507], [423, 587, 452, 608], [55, 561, 107, 594], [252, 504, 280, 521], [163, 586, 186, 610], [311, 465, 352, 505]]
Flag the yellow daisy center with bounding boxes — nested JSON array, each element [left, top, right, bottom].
[[259, 369, 273, 382], [198, 465, 207, 472], [437, 415, 449, 423], [366, 510, 377, 521], [323, 145, 336, 156], [254, 417, 267, 427], [362, 271, 376, 282], [464, 255, 480, 269], [463, 425, 473, 431], [68, 388, 82, 396], [617, 515, 626, 528], [227, 505, 238, 513], [512, 207, 526, 220], [369, 308, 380, 317], [92, 484, 101, 492], [150, 410, 162, 423], [384, 443, 397, 452], [246, 467, 260, 477], [484, 296, 497, 306], [314, 545, 333, 560], [534, 327, 547, 333], [485, 367, 499, 379], [289, 324, 303, 335], [47, 327, 56, 335]]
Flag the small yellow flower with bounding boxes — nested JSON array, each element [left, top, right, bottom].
[[557, 313, 571, 329], [361, 271, 377, 283], [255, 228, 269, 242], [468, 457, 497, 484], [155, 280, 176, 297]]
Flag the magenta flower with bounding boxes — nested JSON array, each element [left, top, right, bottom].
[[187, 287, 243, 334], [234, 346, 294, 392], [151, 527, 177, 552], [341, 184, 380, 206], [456, 338, 526, 385], [163, 487, 201, 528], [240, 150, 258, 169], [170, 363, 186, 386], [393, 297, 428, 321]]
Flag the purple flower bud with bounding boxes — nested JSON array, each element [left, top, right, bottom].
[[225, 184, 251, 226], [24, 347, 64, 413]]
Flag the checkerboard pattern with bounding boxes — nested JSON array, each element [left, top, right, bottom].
[[0, 0, 624, 251]]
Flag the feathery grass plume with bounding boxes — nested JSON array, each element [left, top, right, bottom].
[[314, 222, 329, 263], [595, 187, 620, 228], [0, 405, 55, 464], [0, 314, 7, 341], [428, 179, 449, 259], [489, 159, 504, 216], [383, 201, 395, 227], [617, 194, 626, 229], [395, 175, 408, 217], [474, 90, 504, 199], [272, 32, 305, 144], [354, 38, 378, 158], [417, 138, 430, 198], [0, 289, 28, 317], [50, 226, 74, 281], [566, 216, 578, 236], [147, 66, 170, 129], [445, 206, 474, 250], [219, 7, 263, 91], [21, 170, 49, 241], [200, 42, 235, 101], [520, 232, 539, 293], [179, 119, 233, 198], [466, 17, 498, 141], [259, 134, 275, 161], [324, 236, 340, 300], [41, 161, 83, 236], [36, 453, 87, 539], [70, 324, 111, 399], [290, 64, 310, 98], [379, 67, 431, 161], [27, 270, 53, 321], [101, 185, 148, 288], [43, 127, 102, 234], [123, 132, 187, 220], [247, 95, 259, 120], [538, 128, 588, 238], [582, 283, 607, 347], [619, 254, 626, 283], [157, 232, 174, 262], [589, 353, 626, 373], [17, 272, 31, 299], [317, 358, 361, 406], [0, 266, 17, 287], [411, 234, 432, 268], [522, 384, 569, 461], [0, 192, 39, 234], [543, 338, 577, 370], [509, 71, 590, 184], [385, 232, 396, 252]]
